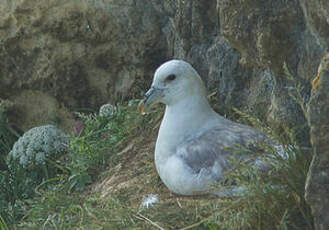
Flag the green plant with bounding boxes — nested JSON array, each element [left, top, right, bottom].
[[0, 102, 23, 227], [68, 113, 115, 191], [0, 213, 10, 230], [15, 102, 156, 229], [0, 102, 20, 170], [67, 102, 144, 191], [11, 100, 314, 230], [5, 125, 69, 204], [8, 125, 68, 169], [283, 62, 308, 115], [208, 110, 313, 230], [0, 166, 28, 226]]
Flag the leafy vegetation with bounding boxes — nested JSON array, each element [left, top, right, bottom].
[[0, 102, 23, 227], [0, 98, 314, 229], [209, 109, 313, 230], [67, 105, 136, 191], [0, 102, 20, 170], [0, 101, 152, 228]]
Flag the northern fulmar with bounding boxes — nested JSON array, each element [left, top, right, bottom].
[[138, 59, 269, 196]]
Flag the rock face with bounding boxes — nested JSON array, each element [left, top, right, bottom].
[[306, 53, 329, 230], [1, 0, 327, 134], [0, 0, 168, 131], [0, 0, 328, 226]]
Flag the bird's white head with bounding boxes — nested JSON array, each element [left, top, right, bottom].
[[138, 60, 207, 114]]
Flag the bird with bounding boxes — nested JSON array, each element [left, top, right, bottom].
[[138, 59, 269, 196]]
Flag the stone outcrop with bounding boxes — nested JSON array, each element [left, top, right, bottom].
[[1, 0, 327, 135], [300, 0, 329, 49], [161, 0, 326, 144], [0, 0, 168, 131], [306, 53, 329, 230]]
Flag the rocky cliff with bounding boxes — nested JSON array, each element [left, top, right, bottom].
[[0, 0, 168, 131], [0, 0, 328, 228], [306, 53, 329, 230]]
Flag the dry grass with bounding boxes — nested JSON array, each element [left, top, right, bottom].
[[87, 105, 218, 229], [15, 102, 313, 230]]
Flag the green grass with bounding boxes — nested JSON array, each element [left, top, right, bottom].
[[0, 103, 21, 169], [208, 109, 313, 230], [0, 99, 314, 230], [0, 214, 10, 230], [67, 101, 151, 192], [0, 102, 23, 228]]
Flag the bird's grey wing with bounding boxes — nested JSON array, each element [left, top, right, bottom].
[[175, 124, 266, 181]]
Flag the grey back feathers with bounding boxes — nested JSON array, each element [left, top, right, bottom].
[[176, 121, 266, 182]]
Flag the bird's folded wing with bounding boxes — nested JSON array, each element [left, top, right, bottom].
[[175, 124, 266, 180]]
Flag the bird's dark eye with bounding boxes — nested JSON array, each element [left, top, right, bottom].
[[166, 74, 176, 81]]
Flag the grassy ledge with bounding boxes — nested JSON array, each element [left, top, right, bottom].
[[1, 98, 314, 229]]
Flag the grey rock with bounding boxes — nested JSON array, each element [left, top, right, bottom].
[[0, 0, 168, 131], [306, 53, 329, 230]]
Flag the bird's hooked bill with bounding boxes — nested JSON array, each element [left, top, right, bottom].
[[137, 98, 148, 115], [138, 87, 162, 115]]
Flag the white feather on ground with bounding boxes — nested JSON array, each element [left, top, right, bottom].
[[141, 194, 159, 208]]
